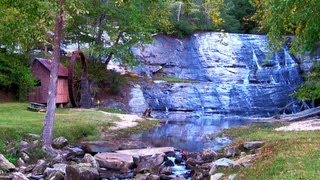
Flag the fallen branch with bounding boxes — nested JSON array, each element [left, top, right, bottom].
[[247, 107, 320, 123]]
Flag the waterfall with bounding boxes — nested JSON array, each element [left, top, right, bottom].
[[252, 48, 262, 70], [137, 32, 303, 119], [283, 48, 296, 67], [243, 69, 250, 85]]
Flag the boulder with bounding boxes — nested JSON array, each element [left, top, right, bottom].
[[160, 166, 172, 175], [118, 141, 148, 150], [81, 141, 113, 153], [240, 152, 246, 157], [32, 159, 47, 175], [66, 164, 99, 180], [19, 141, 29, 151], [201, 149, 218, 162], [186, 157, 203, 168], [29, 175, 44, 179], [17, 158, 25, 167], [116, 147, 175, 157], [47, 171, 64, 180], [82, 153, 99, 168], [148, 174, 160, 180], [233, 154, 255, 168], [52, 137, 68, 149], [209, 164, 217, 175], [52, 163, 68, 174], [12, 172, 28, 180], [94, 152, 134, 172], [24, 164, 35, 173], [134, 173, 150, 180], [20, 152, 30, 163], [65, 146, 85, 157], [213, 158, 235, 168], [0, 175, 12, 180], [136, 154, 165, 174], [223, 146, 239, 158], [0, 154, 15, 171], [19, 140, 39, 152], [228, 174, 237, 180], [243, 141, 264, 150], [129, 84, 148, 114], [193, 171, 204, 180], [210, 173, 224, 180], [27, 133, 41, 140], [200, 163, 211, 176]]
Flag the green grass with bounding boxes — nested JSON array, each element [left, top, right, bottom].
[[221, 123, 320, 179], [153, 77, 198, 83], [0, 102, 110, 162], [99, 108, 127, 114], [111, 119, 159, 138]]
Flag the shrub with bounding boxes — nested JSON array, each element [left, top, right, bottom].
[[294, 61, 320, 101], [0, 53, 35, 100], [173, 20, 194, 38]]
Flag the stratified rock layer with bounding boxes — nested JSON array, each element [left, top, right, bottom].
[[133, 32, 303, 120]]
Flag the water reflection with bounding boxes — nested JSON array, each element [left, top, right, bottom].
[[132, 115, 251, 152]]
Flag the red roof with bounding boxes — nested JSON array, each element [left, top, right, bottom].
[[34, 58, 68, 77]]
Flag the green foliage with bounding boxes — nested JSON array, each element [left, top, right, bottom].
[[108, 71, 127, 94], [167, 0, 257, 37], [86, 62, 127, 94], [173, 20, 194, 38], [220, 0, 256, 33], [0, 53, 35, 100], [65, 0, 173, 65], [252, 0, 320, 53], [0, 0, 55, 52], [294, 62, 320, 101]]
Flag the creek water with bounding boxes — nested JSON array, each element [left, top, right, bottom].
[[132, 115, 251, 152]]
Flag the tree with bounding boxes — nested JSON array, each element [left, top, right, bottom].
[[65, 0, 173, 66], [252, 0, 320, 53], [0, 0, 54, 52], [42, 0, 65, 153], [252, 1, 320, 103]]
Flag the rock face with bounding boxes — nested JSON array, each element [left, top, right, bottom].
[[128, 84, 148, 114], [133, 33, 304, 120]]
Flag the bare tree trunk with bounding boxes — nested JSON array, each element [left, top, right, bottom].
[[42, 0, 65, 153], [177, 2, 182, 22]]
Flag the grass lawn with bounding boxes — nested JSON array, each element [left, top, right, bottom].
[[222, 123, 320, 179], [0, 102, 110, 161]]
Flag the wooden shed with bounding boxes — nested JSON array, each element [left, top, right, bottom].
[[28, 58, 69, 104]]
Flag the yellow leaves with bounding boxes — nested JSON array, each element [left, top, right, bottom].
[[203, 0, 224, 26]]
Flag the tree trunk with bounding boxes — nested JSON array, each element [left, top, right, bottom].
[[104, 31, 123, 66], [42, 0, 65, 152]]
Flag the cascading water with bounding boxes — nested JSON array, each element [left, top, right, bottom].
[[131, 32, 304, 151]]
